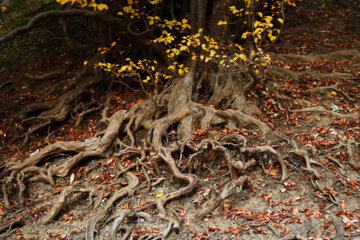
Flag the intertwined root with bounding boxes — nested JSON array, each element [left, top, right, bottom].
[[1, 72, 300, 239]]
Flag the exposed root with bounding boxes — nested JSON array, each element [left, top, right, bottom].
[[24, 66, 69, 81], [215, 109, 270, 134], [291, 106, 359, 119], [20, 59, 102, 145], [267, 65, 353, 81], [310, 179, 339, 204], [241, 146, 289, 181], [115, 145, 150, 179], [344, 138, 359, 168], [0, 80, 12, 90], [1, 110, 127, 208], [289, 149, 320, 179], [195, 175, 248, 219], [0, 70, 304, 239], [278, 220, 311, 240], [110, 210, 151, 240], [310, 82, 356, 102], [114, 225, 133, 240], [2, 178, 10, 208], [100, 96, 112, 123], [104, 171, 139, 211], [269, 49, 360, 63], [22, 119, 52, 146], [156, 146, 199, 219], [0, 218, 23, 235], [141, 211, 180, 240], [85, 212, 109, 240], [332, 216, 345, 240], [75, 105, 101, 128], [15, 173, 25, 205], [41, 185, 102, 224], [324, 156, 344, 169], [87, 207, 153, 240]]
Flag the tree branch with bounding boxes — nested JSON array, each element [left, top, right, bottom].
[[0, 9, 127, 45]]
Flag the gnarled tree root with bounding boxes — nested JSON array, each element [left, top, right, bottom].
[[20, 56, 102, 146], [41, 185, 102, 224], [278, 220, 311, 240], [155, 146, 199, 220], [332, 216, 345, 240], [270, 49, 360, 63], [310, 82, 356, 102], [195, 175, 248, 219], [141, 211, 181, 240], [291, 106, 359, 119], [110, 210, 152, 240], [85, 172, 139, 240], [289, 149, 320, 179]]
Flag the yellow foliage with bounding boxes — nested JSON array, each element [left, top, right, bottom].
[[143, 76, 151, 83]]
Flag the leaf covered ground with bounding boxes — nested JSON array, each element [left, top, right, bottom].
[[0, 1, 360, 240]]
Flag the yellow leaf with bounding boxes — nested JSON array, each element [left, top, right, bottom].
[[97, 4, 108, 11], [1, 6, 6, 12], [179, 45, 188, 51], [143, 76, 150, 83], [254, 21, 261, 28], [217, 20, 227, 25], [239, 54, 247, 61], [277, 18, 284, 24], [83, 61, 88, 65], [241, 32, 249, 39], [257, 12, 263, 18], [110, 42, 116, 47], [156, 193, 164, 197], [265, 16, 273, 24], [229, 6, 238, 14], [119, 65, 128, 73], [178, 68, 184, 75]]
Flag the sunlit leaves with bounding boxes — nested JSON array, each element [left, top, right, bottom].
[[123, 5, 139, 19], [229, 6, 243, 15], [96, 4, 108, 11], [143, 76, 151, 83], [148, 0, 161, 4], [77, 0, 296, 92], [56, 0, 108, 11]]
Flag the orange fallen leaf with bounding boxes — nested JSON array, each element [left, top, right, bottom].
[[264, 167, 280, 176]]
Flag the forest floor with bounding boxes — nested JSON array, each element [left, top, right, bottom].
[[0, 2, 360, 240]]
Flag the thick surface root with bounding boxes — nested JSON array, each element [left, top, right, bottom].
[[1, 71, 325, 239]]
